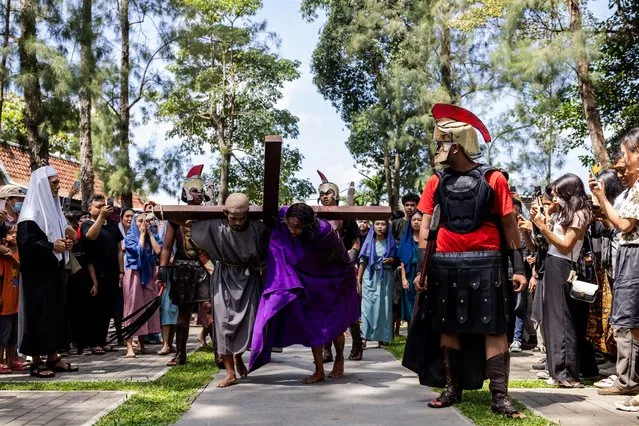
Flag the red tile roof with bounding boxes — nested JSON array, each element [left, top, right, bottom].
[[0, 144, 147, 209]]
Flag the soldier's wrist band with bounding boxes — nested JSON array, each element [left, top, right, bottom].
[[157, 266, 168, 282]]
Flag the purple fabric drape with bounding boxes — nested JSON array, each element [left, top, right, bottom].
[[248, 207, 359, 372]]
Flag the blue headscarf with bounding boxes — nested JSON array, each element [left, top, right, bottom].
[[125, 214, 162, 286], [359, 223, 397, 279], [398, 223, 419, 279]]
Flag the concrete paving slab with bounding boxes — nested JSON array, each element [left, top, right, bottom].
[[176, 344, 471, 426], [0, 390, 129, 425], [0, 327, 200, 383]]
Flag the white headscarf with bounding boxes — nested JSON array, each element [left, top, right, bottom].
[[18, 166, 68, 261]]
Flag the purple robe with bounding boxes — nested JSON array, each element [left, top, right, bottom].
[[248, 207, 360, 372]]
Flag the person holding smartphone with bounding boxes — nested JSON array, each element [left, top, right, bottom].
[[81, 194, 125, 354]]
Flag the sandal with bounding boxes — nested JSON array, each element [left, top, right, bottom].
[[29, 363, 55, 378], [557, 380, 584, 389], [46, 357, 79, 373], [0, 363, 12, 374], [348, 347, 363, 361], [9, 361, 29, 372], [91, 347, 106, 355]]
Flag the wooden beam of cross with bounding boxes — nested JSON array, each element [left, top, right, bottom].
[[153, 136, 391, 223]]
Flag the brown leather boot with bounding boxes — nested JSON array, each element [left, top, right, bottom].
[[428, 347, 462, 408], [174, 324, 189, 365], [486, 352, 525, 418]]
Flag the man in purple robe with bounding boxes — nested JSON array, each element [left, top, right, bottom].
[[248, 203, 359, 383]]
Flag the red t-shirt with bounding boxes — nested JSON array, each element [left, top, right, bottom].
[[417, 170, 514, 253]]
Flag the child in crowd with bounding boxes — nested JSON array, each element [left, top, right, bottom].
[[0, 224, 28, 373]]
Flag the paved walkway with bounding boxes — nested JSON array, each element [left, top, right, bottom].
[[177, 344, 471, 426], [0, 328, 200, 382], [0, 390, 129, 426], [510, 348, 639, 424]]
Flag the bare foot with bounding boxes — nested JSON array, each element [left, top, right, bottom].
[[216, 374, 238, 388], [328, 358, 344, 379], [235, 357, 248, 378], [302, 371, 325, 384]]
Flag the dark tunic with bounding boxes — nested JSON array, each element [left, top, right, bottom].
[[168, 221, 210, 305], [18, 220, 66, 355]]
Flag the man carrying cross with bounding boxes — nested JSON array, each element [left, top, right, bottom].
[[157, 165, 217, 367], [316, 171, 365, 363], [190, 193, 270, 388]]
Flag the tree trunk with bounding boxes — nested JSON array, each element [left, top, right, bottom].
[[79, 0, 94, 210], [440, 25, 458, 103], [18, 0, 47, 170], [118, 0, 133, 208], [0, 0, 11, 132], [392, 150, 400, 211], [568, 0, 610, 168], [219, 148, 230, 205], [383, 142, 393, 209]]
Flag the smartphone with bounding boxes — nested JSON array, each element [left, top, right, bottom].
[[591, 163, 602, 178], [72, 180, 81, 191], [107, 197, 114, 208]]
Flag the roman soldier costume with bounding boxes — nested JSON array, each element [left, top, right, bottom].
[[403, 104, 526, 418], [317, 171, 365, 362], [158, 165, 216, 366]]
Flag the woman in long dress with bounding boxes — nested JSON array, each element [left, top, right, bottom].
[[399, 212, 422, 325], [358, 220, 397, 346], [122, 214, 162, 358], [18, 166, 78, 377]]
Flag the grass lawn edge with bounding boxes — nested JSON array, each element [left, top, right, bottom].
[[385, 336, 557, 425]]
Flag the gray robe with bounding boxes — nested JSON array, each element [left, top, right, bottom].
[[192, 219, 270, 355]]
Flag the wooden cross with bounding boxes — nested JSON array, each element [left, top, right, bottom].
[[153, 135, 391, 225]]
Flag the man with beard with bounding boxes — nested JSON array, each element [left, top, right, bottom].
[[317, 171, 364, 362], [403, 104, 527, 418], [157, 165, 216, 366], [249, 203, 359, 383], [189, 193, 270, 388]]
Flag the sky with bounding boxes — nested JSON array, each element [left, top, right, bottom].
[[136, 0, 614, 204]]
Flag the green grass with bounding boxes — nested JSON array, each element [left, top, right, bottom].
[[386, 336, 556, 425], [0, 348, 218, 426]]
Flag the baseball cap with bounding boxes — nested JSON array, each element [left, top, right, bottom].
[[0, 184, 26, 199]]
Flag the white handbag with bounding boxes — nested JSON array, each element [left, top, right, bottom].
[[569, 278, 598, 303], [567, 246, 599, 304]]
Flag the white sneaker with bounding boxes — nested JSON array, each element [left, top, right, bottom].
[[509, 340, 522, 353], [594, 375, 618, 389], [537, 371, 550, 380], [546, 377, 556, 385]]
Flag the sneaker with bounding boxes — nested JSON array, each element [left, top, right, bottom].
[[615, 396, 639, 412], [509, 340, 522, 353], [537, 371, 550, 380], [546, 377, 556, 385], [594, 375, 617, 388]]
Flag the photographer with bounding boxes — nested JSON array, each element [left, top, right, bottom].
[[591, 130, 639, 408], [533, 173, 593, 388], [81, 195, 124, 355]]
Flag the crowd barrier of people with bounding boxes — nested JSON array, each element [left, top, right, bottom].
[[3, 106, 639, 418]]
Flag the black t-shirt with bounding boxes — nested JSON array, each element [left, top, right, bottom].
[[340, 220, 360, 251], [81, 220, 123, 280], [392, 218, 409, 242]]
